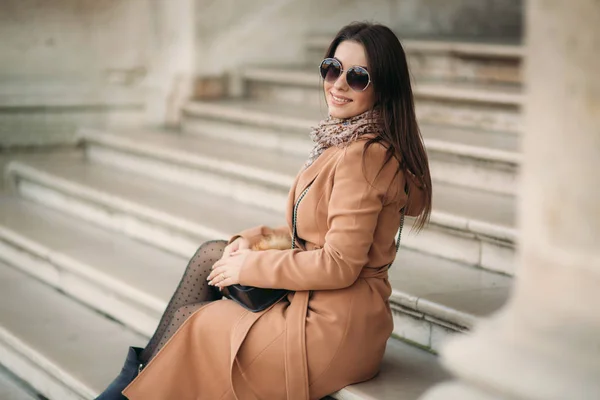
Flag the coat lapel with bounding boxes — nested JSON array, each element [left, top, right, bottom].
[[295, 134, 380, 202], [285, 146, 340, 238], [294, 146, 338, 203]]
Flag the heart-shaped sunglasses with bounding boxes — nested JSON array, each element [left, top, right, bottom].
[[318, 58, 372, 92]]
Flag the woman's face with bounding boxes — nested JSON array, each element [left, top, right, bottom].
[[324, 40, 376, 119]]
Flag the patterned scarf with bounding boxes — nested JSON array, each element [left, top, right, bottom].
[[304, 109, 383, 170]]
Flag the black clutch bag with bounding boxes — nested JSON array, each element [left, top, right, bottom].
[[221, 285, 289, 313], [221, 184, 312, 312]]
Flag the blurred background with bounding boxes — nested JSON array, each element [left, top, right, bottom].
[[0, 1, 597, 400]]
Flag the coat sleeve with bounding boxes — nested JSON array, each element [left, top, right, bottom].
[[238, 140, 401, 291], [228, 225, 290, 245]]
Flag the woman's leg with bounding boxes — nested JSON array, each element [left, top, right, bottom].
[[140, 240, 228, 363], [95, 240, 228, 399]]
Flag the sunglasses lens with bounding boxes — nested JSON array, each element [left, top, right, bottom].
[[347, 67, 370, 91], [319, 58, 341, 83]]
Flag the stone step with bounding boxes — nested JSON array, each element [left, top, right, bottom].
[[79, 127, 296, 214], [0, 83, 145, 109], [0, 84, 146, 149], [0, 260, 449, 400], [183, 99, 520, 195], [0, 364, 39, 400], [238, 66, 523, 133], [0, 196, 186, 337], [7, 143, 516, 274], [0, 260, 147, 400], [5, 154, 285, 258], [388, 247, 511, 352], [0, 193, 510, 357], [305, 35, 523, 85]]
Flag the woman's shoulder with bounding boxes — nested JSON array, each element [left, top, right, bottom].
[[340, 135, 399, 170], [334, 137, 402, 199], [338, 136, 427, 215]]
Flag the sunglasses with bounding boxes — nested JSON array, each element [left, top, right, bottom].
[[319, 58, 372, 92]]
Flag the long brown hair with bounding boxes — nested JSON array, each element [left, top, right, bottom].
[[323, 22, 432, 230]]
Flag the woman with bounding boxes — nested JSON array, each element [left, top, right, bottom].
[[96, 21, 432, 400]]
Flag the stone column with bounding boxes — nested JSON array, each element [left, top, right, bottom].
[[143, 0, 196, 127], [420, 1, 600, 399]]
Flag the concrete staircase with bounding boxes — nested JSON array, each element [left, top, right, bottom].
[[0, 35, 521, 399], [0, 78, 147, 149]]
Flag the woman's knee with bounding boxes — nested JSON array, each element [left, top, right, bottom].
[[197, 240, 228, 256], [184, 240, 229, 279]]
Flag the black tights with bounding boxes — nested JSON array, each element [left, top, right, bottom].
[[140, 240, 228, 364]]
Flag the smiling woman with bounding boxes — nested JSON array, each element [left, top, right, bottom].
[[94, 22, 432, 400]]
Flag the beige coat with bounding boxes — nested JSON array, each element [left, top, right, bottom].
[[123, 136, 425, 400]]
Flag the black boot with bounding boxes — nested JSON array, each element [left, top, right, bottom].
[[95, 347, 145, 400]]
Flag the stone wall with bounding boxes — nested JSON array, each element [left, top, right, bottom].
[[194, 0, 310, 76], [307, 0, 522, 38], [0, 0, 151, 85], [195, 0, 523, 78], [391, 0, 522, 38], [0, 0, 194, 147]]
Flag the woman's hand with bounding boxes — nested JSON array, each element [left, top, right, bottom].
[[208, 249, 251, 289], [222, 237, 251, 260]]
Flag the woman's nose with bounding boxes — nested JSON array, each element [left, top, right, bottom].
[[333, 71, 349, 90]]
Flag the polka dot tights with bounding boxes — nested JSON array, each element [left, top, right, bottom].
[[140, 240, 228, 364]]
